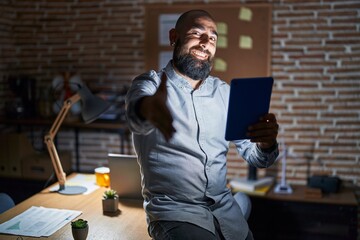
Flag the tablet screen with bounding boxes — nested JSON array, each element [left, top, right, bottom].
[[225, 77, 274, 141]]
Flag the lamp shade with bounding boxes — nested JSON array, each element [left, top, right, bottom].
[[77, 84, 111, 124]]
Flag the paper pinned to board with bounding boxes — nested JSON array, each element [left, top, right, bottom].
[[239, 35, 253, 49], [214, 58, 227, 72], [49, 173, 99, 195], [159, 14, 181, 46], [216, 22, 228, 35], [158, 51, 173, 70], [0, 206, 81, 237], [239, 7, 252, 21], [217, 35, 228, 48]]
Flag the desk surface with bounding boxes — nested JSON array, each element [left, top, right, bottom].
[[255, 184, 358, 206], [0, 173, 150, 240]]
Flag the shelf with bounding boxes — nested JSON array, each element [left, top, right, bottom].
[[0, 117, 130, 172]]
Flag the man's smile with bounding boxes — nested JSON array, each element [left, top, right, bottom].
[[191, 49, 208, 60]]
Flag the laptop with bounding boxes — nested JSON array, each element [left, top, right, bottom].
[[107, 153, 143, 200]]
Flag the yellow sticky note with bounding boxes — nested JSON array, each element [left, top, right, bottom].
[[216, 22, 227, 35], [216, 36, 228, 48], [239, 35, 252, 49], [214, 58, 227, 72], [239, 7, 252, 21]]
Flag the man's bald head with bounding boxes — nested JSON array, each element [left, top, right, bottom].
[[175, 10, 215, 32]]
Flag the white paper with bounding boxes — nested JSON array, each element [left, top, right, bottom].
[[158, 51, 173, 70], [159, 14, 181, 46], [50, 173, 99, 195], [0, 206, 82, 237]]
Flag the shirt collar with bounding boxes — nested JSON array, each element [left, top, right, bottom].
[[165, 61, 214, 94]]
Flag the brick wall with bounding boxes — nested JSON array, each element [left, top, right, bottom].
[[1, 0, 359, 231], [0, 1, 14, 114]]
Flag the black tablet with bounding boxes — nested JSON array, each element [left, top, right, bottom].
[[225, 77, 274, 141]]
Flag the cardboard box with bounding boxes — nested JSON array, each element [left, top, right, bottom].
[[0, 133, 35, 177]]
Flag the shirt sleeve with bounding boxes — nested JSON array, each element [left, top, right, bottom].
[[233, 139, 279, 168], [125, 70, 161, 135]]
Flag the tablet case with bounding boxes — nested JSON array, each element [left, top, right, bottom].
[[225, 77, 274, 141]]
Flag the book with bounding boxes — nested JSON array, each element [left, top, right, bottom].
[[232, 184, 273, 196], [229, 176, 274, 192]]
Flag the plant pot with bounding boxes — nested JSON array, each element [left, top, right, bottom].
[[102, 198, 119, 213], [72, 225, 89, 240]]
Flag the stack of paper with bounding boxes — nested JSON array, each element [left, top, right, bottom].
[[0, 206, 81, 237], [230, 176, 274, 196], [49, 173, 99, 195]]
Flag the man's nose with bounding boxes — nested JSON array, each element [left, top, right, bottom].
[[199, 34, 210, 49]]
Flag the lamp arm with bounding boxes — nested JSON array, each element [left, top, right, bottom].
[[44, 93, 81, 190], [49, 94, 81, 138]]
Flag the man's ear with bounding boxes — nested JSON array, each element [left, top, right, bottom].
[[169, 28, 177, 46]]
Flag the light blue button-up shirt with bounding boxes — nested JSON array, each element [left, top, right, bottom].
[[125, 61, 278, 240]]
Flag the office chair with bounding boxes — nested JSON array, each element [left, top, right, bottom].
[[0, 193, 15, 214], [234, 192, 252, 220]]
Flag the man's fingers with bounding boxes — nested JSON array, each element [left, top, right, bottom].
[[151, 76, 176, 141], [247, 112, 278, 141], [153, 112, 176, 142], [248, 121, 278, 131], [160, 108, 176, 141], [262, 113, 277, 122], [248, 113, 278, 131], [159, 72, 168, 92]]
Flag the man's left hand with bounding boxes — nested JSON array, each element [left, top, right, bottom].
[[247, 113, 279, 150]]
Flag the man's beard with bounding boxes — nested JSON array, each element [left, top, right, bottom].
[[173, 41, 213, 81]]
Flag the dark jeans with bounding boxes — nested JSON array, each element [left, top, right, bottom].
[[149, 220, 254, 240]]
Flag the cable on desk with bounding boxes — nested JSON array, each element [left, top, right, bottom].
[[43, 172, 55, 189]]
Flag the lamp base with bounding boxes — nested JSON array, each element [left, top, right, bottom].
[[274, 183, 293, 194], [57, 185, 87, 195]]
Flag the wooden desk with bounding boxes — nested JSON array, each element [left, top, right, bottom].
[[0, 174, 150, 240], [265, 184, 357, 206], [247, 185, 358, 240]]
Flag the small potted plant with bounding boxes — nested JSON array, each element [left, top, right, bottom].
[[71, 218, 88, 240], [102, 189, 119, 213]]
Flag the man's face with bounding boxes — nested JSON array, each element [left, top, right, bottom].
[[173, 16, 218, 81]]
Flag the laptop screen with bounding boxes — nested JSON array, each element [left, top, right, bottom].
[[107, 153, 143, 200]]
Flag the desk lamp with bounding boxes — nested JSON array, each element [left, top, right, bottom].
[[274, 142, 293, 194], [44, 84, 111, 195]]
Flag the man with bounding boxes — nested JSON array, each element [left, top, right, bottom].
[[126, 9, 279, 240]]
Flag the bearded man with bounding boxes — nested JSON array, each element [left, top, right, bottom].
[[125, 9, 279, 240]]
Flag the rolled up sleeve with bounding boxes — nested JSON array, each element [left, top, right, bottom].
[[125, 71, 160, 135], [234, 139, 279, 168]]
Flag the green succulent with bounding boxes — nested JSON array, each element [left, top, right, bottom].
[[71, 219, 88, 229], [103, 189, 118, 200]]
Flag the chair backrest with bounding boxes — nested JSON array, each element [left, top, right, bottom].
[[233, 192, 252, 220], [0, 193, 15, 214]]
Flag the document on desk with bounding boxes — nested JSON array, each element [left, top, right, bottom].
[[49, 173, 99, 195], [0, 206, 81, 237]]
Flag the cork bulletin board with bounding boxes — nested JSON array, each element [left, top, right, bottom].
[[144, 4, 272, 83]]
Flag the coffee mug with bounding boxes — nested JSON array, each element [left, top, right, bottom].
[[95, 167, 110, 187]]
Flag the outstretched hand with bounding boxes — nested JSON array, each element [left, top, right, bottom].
[[139, 73, 176, 141], [247, 113, 279, 150]]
